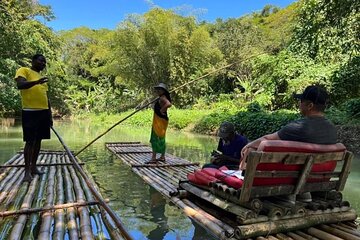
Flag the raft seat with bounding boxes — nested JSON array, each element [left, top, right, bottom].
[[188, 140, 353, 203], [238, 140, 352, 202]]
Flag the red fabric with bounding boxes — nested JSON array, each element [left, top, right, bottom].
[[187, 170, 219, 186], [188, 141, 345, 188], [202, 168, 222, 177], [222, 176, 243, 189], [253, 140, 345, 186]]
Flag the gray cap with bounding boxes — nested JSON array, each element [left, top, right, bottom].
[[154, 83, 168, 93], [218, 122, 235, 139]]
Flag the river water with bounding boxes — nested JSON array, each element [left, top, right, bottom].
[[0, 118, 359, 239]]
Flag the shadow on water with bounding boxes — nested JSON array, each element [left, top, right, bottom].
[[0, 118, 359, 239]]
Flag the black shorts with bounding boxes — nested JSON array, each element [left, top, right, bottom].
[[22, 110, 51, 142]]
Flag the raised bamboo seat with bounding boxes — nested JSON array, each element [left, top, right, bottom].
[[183, 141, 354, 221], [238, 140, 353, 202]]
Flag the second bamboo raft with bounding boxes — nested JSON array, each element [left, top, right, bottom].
[[106, 142, 360, 240]]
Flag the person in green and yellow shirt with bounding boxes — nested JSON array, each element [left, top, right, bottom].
[[15, 54, 52, 182]]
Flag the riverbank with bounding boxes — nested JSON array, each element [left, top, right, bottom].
[[75, 108, 360, 154]]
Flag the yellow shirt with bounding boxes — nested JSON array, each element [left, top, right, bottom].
[[15, 67, 49, 109]]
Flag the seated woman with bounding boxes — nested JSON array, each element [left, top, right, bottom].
[[203, 122, 248, 170]]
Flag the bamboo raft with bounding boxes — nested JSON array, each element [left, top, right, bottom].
[[106, 142, 360, 240], [0, 150, 130, 240]]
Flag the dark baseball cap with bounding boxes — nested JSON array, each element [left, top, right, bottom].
[[218, 122, 235, 139], [293, 86, 328, 105]]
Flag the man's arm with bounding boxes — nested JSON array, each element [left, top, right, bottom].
[[244, 132, 280, 150], [239, 132, 280, 169], [15, 76, 48, 89]]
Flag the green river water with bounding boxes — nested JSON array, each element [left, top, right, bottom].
[[0, 118, 359, 239]]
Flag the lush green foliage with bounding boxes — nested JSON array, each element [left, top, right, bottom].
[[0, 0, 358, 128]]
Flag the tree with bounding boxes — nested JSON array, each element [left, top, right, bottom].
[[112, 8, 222, 107]]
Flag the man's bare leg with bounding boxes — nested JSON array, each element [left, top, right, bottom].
[[31, 140, 44, 175], [23, 141, 34, 182]]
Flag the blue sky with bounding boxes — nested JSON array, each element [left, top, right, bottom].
[[39, 0, 296, 31]]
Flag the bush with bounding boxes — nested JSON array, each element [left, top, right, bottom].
[[193, 111, 234, 134], [194, 108, 299, 139], [343, 98, 360, 119], [229, 110, 298, 139]]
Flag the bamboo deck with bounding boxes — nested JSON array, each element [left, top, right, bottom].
[[0, 150, 127, 240], [106, 142, 360, 240]]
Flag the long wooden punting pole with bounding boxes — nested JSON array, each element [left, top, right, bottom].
[[51, 127, 133, 240], [73, 97, 158, 157]]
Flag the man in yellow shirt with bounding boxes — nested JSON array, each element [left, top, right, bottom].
[[15, 54, 52, 182]]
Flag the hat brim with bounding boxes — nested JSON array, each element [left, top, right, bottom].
[[293, 93, 303, 100], [154, 86, 168, 92]]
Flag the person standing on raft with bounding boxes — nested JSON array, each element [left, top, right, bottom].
[[148, 83, 172, 163]]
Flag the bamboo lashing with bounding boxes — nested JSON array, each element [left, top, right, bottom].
[[51, 126, 133, 240]]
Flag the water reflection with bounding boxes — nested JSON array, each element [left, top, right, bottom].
[[0, 118, 358, 239]]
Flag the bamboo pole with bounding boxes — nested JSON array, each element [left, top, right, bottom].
[[0, 162, 85, 168], [295, 230, 321, 240], [0, 170, 25, 210], [0, 154, 22, 177], [234, 210, 357, 239], [0, 153, 35, 239], [74, 162, 107, 240], [38, 154, 57, 240], [67, 164, 94, 240], [22, 154, 50, 239], [180, 182, 257, 221], [172, 197, 229, 240], [318, 224, 360, 240], [0, 163, 24, 198], [53, 155, 65, 240], [51, 127, 133, 240], [181, 198, 234, 230], [286, 232, 308, 240], [0, 200, 104, 217], [0, 183, 28, 239], [9, 169, 42, 240], [276, 233, 294, 240], [132, 163, 199, 167], [123, 154, 178, 192], [74, 98, 158, 157], [100, 208, 125, 240], [62, 162, 79, 240], [331, 224, 360, 237], [307, 227, 343, 240]]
